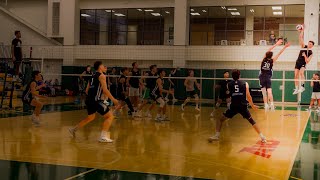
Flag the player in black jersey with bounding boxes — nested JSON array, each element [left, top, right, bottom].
[[208, 69, 267, 143], [165, 68, 178, 103], [293, 27, 314, 94], [152, 69, 173, 121], [69, 61, 119, 143], [136, 65, 158, 118], [22, 71, 46, 126], [79, 65, 93, 95], [259, 39, 290, 111], [309, 73, 320, 111], [113, 67, 135, 116], [128, 62, 143, 114]]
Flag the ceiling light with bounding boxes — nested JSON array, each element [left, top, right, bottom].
[[105, 10, 115, 13], [273, 12, 282, 15], [81, 13, 90, 17], [190, 12, 200, 16], [250, 9, 254, 13], [191, 9, 194, 12], [165, 11, 170, 14], [137, 9, 143, 11], [272, 6, 282, 10], [145, 9, 154, 12], [228, 8, 237, 11], [114, 13, 126, 17], [231, 12, 240, 15], [151, 13, 161, 16], [221, 6, 226, 10], [202, 10, 207, 13]]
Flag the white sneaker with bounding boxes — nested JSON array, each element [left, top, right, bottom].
[[195, 107, 200, 112], [210, 111, 214, 117], [293, 89, 299, 95], [264, 104, 269, 111], [155, 114, 162, 121], [99, 137, 113, 143], [31, 114, 40, 126], [261, 136, 267, 143], [69, 128, 76, 138], [181, 104, 185, 111], [298, 87, 305, 93], [208, 135, 220, 142], [270, 105, 275, 111]]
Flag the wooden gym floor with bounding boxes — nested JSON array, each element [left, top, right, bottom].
[[0, 97, 318, 180]]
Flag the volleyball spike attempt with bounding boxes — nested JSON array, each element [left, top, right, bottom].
[[208, 69, 267, 143], [260, 39, 290, 111], [293, 25, 314, 95], [69, 61, 119, 143]]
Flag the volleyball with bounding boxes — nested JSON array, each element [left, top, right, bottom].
[[296, 24, 304, 31]]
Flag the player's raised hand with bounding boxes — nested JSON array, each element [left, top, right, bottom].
[[276, 39, 283, 45], [251, 104, 259, 111], [285, 42, 291, 47]]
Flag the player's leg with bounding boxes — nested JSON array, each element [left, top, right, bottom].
[[100, 111, 115, 143], [208, 108, 235, 142], [293, 68, 300, 94], [216, 98, 223, 108], [267, 88, 275, 110], [156, 97, 167, 120], [241, 108, 266, 143], [299, 67, 306, 93], [317, 97, 320, 112], [124, 97, 135, 116], [226, 98, 231, 109], [30, 99, 43, 125], [181, 92, 190, 111], [155, 97, 163, 121], [194, 93, 200, 111]]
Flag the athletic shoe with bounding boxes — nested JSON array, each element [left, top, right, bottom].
[[164, 97, 169, 102], [31, 115, 40, 126], [69, 128, 76, 138], [208, 135, 220, 142], [264, 104, 269, 111], [261, 136, 267, 143], [99, 137, 113, 143], [293, 89, 299, 95], [155, 114, 162, 121], [270, 105, 275, 111], [181, 104, 185, 111], [210, 111, 214, 117], [298, 87, 305, 93], [162, 115, 169, 121], [195, 107, 200, 112]]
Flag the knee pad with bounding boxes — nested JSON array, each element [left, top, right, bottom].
[[157, 98, 165, 108], [261, 88, 267, 97], [247, 117, 256, 125]]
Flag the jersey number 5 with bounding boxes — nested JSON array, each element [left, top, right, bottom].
[[235, 85, 239, 93]]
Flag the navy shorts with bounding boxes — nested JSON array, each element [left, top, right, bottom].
[[295, 61, 306, 70], [259, 74, 272, 89], [223, 105, 251, 119], [86, 99, 110, 116], [186, 90, 198, 98]]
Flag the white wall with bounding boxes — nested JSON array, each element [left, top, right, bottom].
[[80, 0, 174, 9], [0, 10, 56, 46], [6, 0, 48, 34]]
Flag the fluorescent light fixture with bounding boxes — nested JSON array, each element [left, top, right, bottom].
[[151, 13, 161, 16], [273, 11, 282, 15], [165, 11, 170, 14], [191, 9, 194, 12], [81, 13, 90, 17], [221, 6, 226, 9], [137, 9, 143, 11], [145, 9, 154, 12], [114, 13, 126, 17], [228, 8, 237, 11], [202, 10, 207, 13], [272, 6, 282, 10], [105, 10, 115, 13], [190, 12, 201, 16], [250, 9, 254, 13], [231, 12, 240, 15]]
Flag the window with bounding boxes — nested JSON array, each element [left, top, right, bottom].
[[80, 8, 174, 45]]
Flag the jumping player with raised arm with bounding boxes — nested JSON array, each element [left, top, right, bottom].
[[208, 69, 267, 143], [260, 39, 290, 110], [293, 27, 314, 95]]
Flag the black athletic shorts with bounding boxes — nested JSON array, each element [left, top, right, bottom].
[[22, 96, 34, 105], [186, 90, 198, 98], [86, 99, 110, 116], [150, 92, 161, 101], [295, 61, 306, 70], [218, 89, 230, 100], [223, 105, 251, 119], [259, 74, 272, 89]]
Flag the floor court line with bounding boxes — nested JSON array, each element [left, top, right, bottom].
[[64, 168, 98, 180]]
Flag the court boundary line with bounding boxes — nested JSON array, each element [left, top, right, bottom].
[[64, 168, 97, 180], [285, 110, 311, 180]]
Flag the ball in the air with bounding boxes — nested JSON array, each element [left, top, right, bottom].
[[296, 24, 304, 31]]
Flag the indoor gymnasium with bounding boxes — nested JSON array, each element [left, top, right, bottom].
[[0, 0, 319, 180]]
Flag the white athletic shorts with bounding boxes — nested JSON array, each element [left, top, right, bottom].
[[129, 87, 140, 97], [311, 92, 320, 99]]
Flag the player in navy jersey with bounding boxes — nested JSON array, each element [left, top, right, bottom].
[[127, 62, 143, 114], [293, 27, 314, 94], [309, 73, 320, 111], [259, 39, 290, 110], [69, 61, 119, 143], [208, 69, 267, 143], [22, 71, 47, 126]]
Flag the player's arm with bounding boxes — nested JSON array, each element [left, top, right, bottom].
[[311, 74, 315, 87], [80, 71, 86, 80], [195, 80, 201, 90], [184, 78, 188, 87], [30, 82, 45, 98], [85, 81, 90, 95], [158, 78, 168, 93], [168, 75, 174, 85], [299, 30, 305, 48], [246, 82, 257, 110], [11, 42, 15, 61], [303, 53, 313, 64], [99, 75, 118, 105], [267, 39, 283, 53], [273, 42, 291, 62], [126, 72, 131, 87]]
